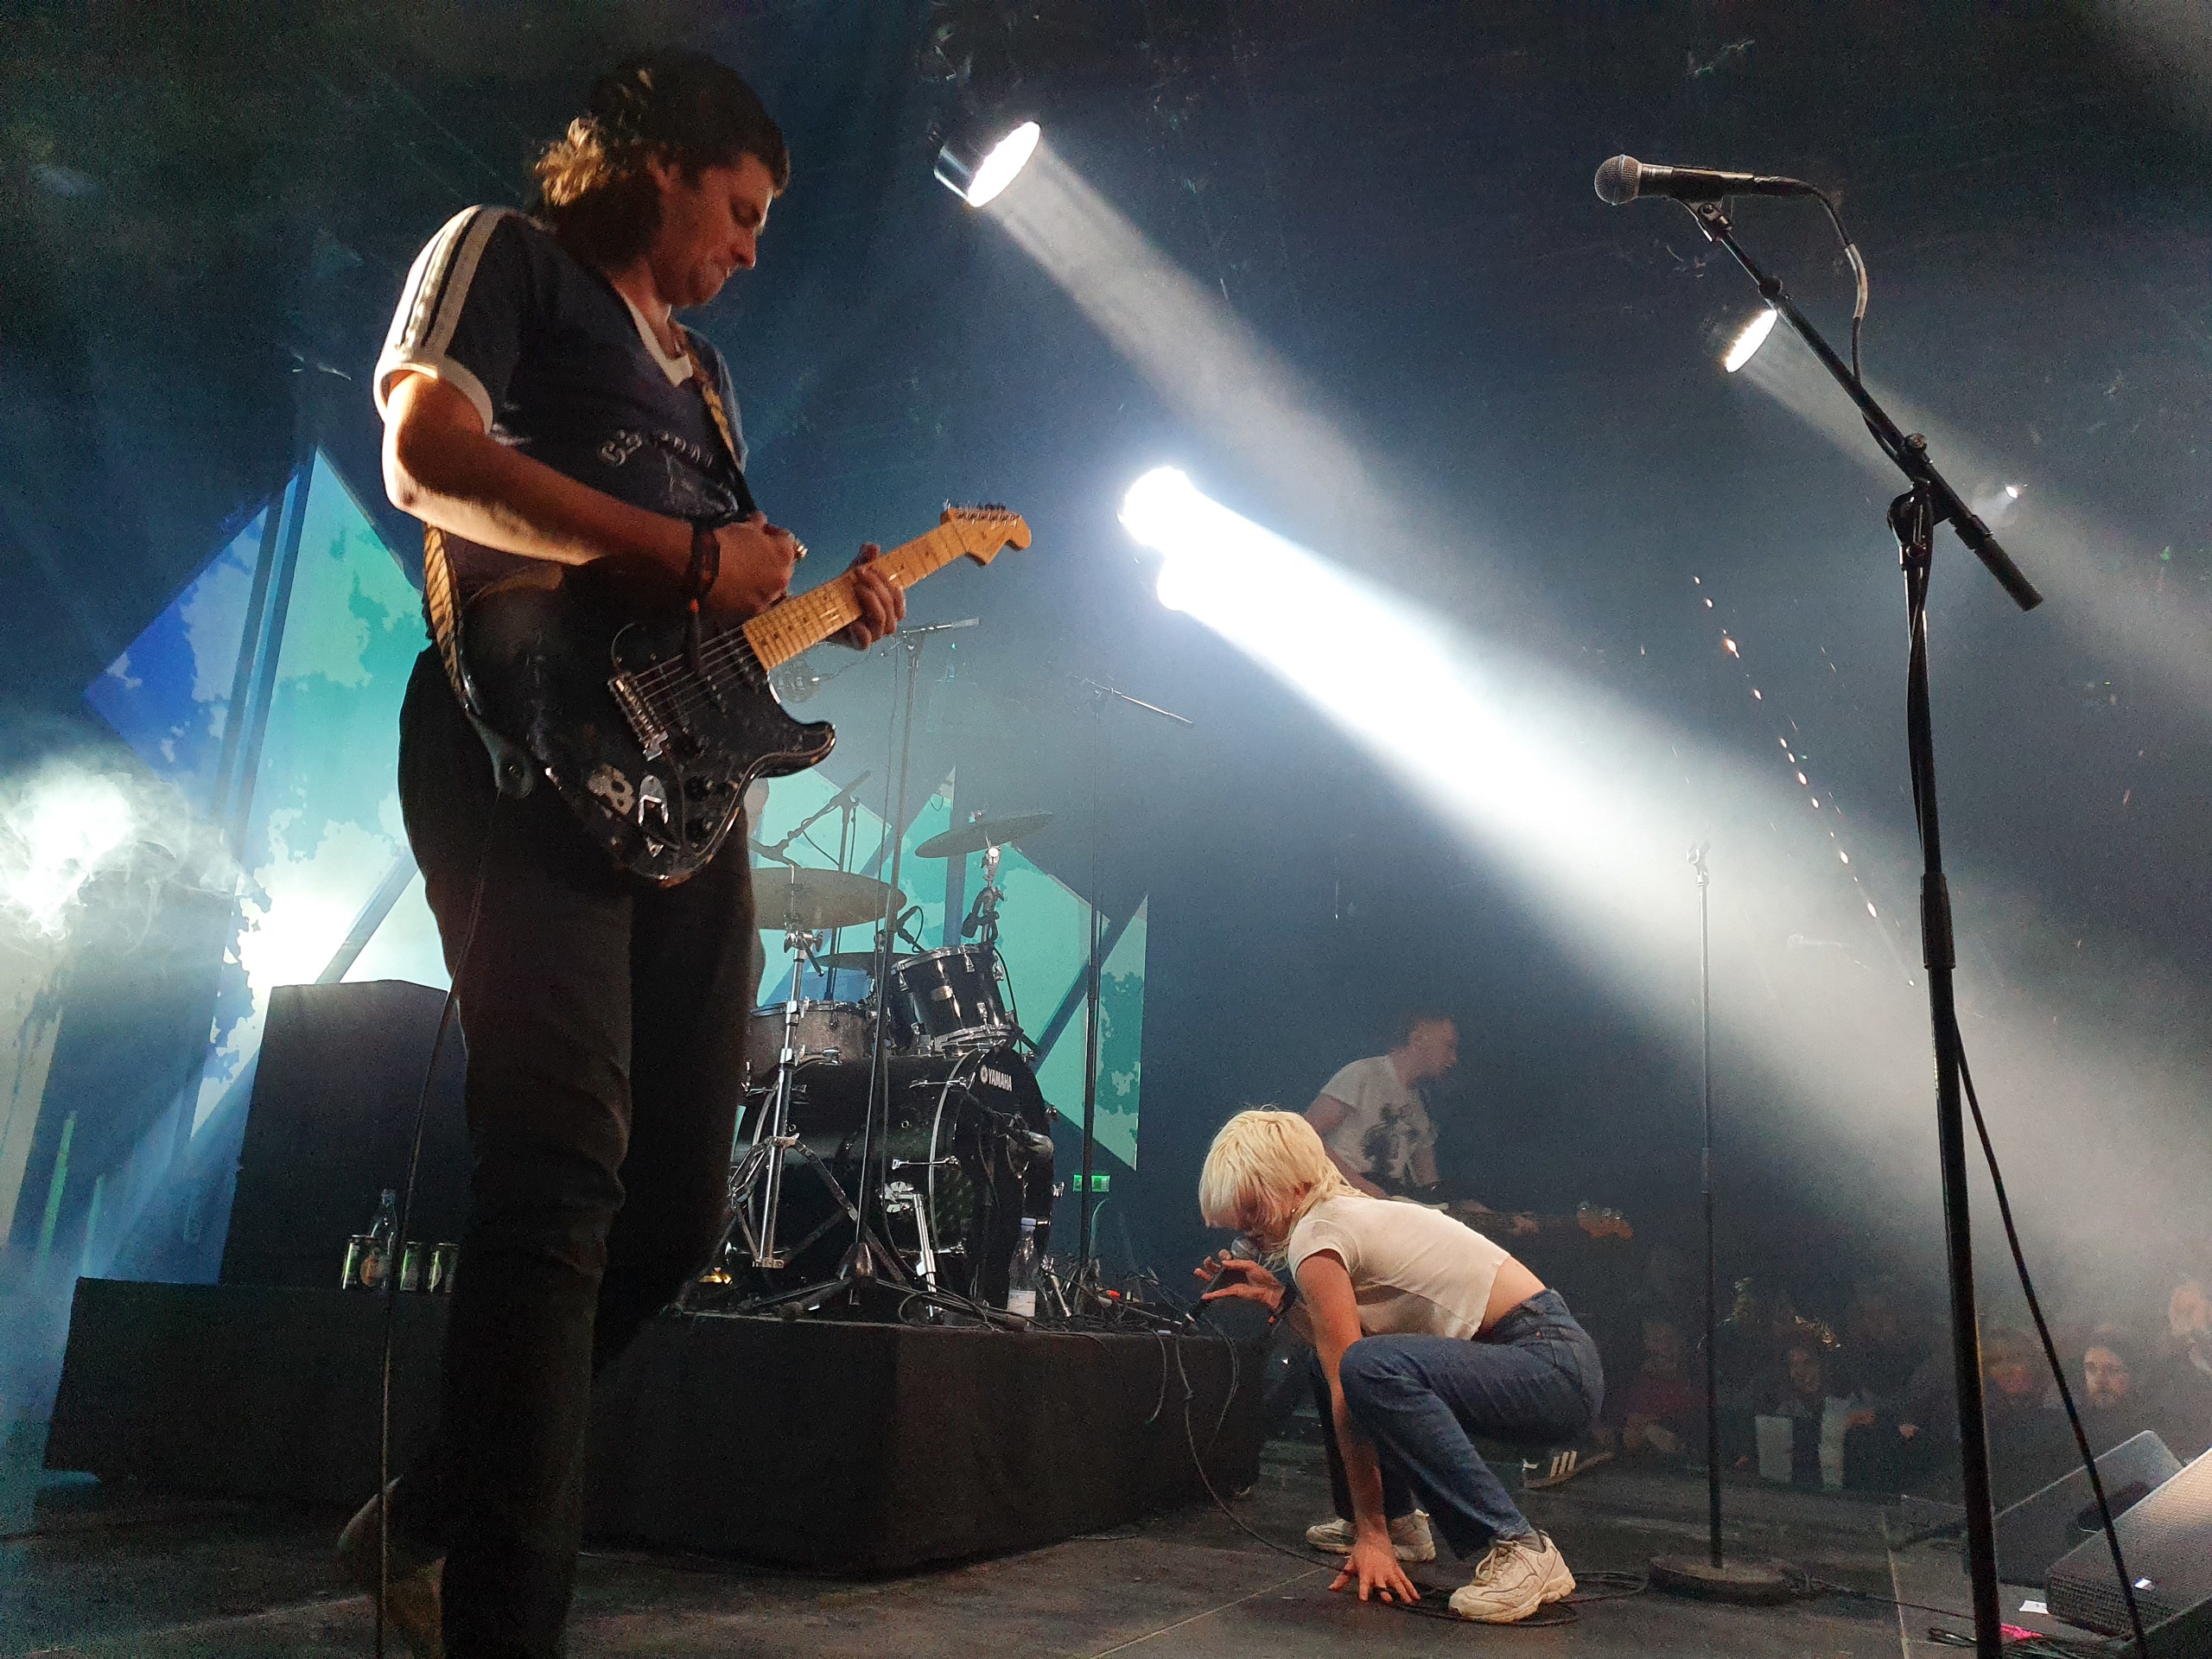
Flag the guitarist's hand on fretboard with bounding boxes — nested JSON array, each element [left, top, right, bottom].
[[836, 542, 905, 649]]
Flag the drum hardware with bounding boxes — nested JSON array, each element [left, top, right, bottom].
[[708, 1046, 1055, 1310], [756, 771, 874, 1000], [697, 921, 859, 1287], [741, 626, 956, 1318], [877, 1179, 938, 1286]]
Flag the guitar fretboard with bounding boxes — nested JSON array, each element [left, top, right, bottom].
[[741, 524, 964, 671]]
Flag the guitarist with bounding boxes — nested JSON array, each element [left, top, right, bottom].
[[1306, 1011, 1535, 1236], [346, 53, 902, 1659]]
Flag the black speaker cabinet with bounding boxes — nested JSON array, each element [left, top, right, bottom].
[[2047, 1449, 2212, 1649], [219, 981, 469, 1287], [1986, 1430, 2181, 1587]]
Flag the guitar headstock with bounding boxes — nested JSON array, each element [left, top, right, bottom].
[[1575, 1204, 1634, 1242], [940, 502, 1033, 565]]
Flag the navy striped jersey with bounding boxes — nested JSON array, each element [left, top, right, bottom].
[[374, 205, 756, 600]]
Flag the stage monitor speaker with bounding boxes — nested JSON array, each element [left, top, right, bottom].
[[2046, 1449, 2212, 1645], [1985, 1430, 2180, 1587], [219, 981, 469, 1288]]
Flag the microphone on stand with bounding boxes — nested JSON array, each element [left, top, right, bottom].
[[1594, 155, 1819, 206], [765, 769, 873, 860]]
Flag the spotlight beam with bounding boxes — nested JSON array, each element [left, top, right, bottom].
[[1120, 468, 2212, 1274]]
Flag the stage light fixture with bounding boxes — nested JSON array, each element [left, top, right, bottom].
[[934, 118, 1041, 207], [1722, 306, 1779, 372]]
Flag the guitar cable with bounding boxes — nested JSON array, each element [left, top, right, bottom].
[[375, 791, 499, 1659]]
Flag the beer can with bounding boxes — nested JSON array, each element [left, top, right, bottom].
[[399, 1239, 426, 1293], [342, 1235, 372, 1290], [432, 1242, 459, 1294]]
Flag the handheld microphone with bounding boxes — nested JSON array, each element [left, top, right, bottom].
[[1594, 155, 1818, 206]]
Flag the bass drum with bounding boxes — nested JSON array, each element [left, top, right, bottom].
[[737, 1046, 1055, 1309]]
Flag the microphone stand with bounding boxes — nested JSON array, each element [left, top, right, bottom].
[[1068, 674, 1191, 1305], [748, 630, 993, 1324], [1683, 198, 2040, 1659], [1649, 848, 1794, 1604]]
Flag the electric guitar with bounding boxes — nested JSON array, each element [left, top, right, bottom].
[[458, 505, 1032, 884], [1433, 1201, 1635, 1243]]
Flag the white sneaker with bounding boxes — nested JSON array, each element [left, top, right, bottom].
[[1303, 1510, 1436, 1562], [1446, 1530, 1575, 1623]]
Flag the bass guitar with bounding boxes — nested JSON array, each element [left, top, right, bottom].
[[458, 504, 1032, 884]]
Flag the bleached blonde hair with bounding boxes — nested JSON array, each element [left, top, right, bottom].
[[1198, 1109, 1357, 1246]]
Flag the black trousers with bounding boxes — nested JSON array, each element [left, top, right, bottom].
[[391, 651, 757, 1658]]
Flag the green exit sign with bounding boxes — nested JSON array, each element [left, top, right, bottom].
[[1073, 1172, 1110, 1192]]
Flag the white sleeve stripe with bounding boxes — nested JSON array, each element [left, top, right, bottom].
[[374, 353, 494, 433], [374, 206, 514, 418]]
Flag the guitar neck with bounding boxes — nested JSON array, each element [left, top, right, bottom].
[[741, 524, 966, 671]]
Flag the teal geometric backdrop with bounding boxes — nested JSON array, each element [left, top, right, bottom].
[[83, 451, 1143, 1185]]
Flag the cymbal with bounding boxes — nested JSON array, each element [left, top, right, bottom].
[[817, 950, 895, 975], [914, 811, 1054, 860], [753, 867, 897, 931]]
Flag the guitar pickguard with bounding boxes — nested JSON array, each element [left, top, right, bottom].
[[461, 567, 833, 885]]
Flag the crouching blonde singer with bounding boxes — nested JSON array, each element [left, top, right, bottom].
[[1197, 1109, 1604, 1623]]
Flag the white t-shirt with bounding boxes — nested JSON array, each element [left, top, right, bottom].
[[1287, 1194, 1510, 1340], [1315, 1055, 1436, 1185]]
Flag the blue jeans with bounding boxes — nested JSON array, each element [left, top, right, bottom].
[[1313, 1290, 1605, 1557]]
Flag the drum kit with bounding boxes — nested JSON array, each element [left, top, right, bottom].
[[690, 809, 1062, 1315]]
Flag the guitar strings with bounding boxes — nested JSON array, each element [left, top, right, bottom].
[[626, 515, 990, 696]]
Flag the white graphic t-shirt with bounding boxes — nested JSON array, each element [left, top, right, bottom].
[[1315, 1055, 1436, 1185]]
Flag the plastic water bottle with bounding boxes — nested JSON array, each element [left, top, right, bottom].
[[1006, 1217, 1039, 1319], [361, 1188, 399, 1291]]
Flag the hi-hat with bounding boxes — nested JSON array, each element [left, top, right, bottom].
[[755, 868, 898, 931], [914, 811, 1053, 860]]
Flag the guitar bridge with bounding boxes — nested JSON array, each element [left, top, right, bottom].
[[607, 672, 670, 760]]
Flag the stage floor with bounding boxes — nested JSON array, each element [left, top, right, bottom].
[[0, 1409, 2047, 1659]]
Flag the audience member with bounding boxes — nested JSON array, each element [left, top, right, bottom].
[[2160, 1278, 2212, 1456], [1595, 1317, 1701, 1461]]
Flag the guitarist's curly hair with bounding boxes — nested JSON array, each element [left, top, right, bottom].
[[533, 50, 790, 270]]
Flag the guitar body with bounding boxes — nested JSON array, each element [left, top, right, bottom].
[[462, 561, 833, 886], [453, 505, 1033, 887]]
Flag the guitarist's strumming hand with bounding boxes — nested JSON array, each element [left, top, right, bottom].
[[707, 512, 800, 616], [838, 542, 905, 649]]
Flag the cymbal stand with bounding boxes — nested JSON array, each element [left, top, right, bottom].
[[695, 924, 859, 1300], [763, 772, 873, 1000], [748, 631, 933, 1316]]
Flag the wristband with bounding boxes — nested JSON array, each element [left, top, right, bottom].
[[685, 519, 721, 603]]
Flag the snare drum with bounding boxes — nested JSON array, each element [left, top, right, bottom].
[[745, 1000, 876, 1083], [887, 944, 1016, 1053]]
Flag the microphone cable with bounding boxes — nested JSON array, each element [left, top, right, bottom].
[[1901, 550, 2148, 1659]]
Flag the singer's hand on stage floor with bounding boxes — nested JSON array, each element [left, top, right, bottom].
[[1195, 1253, 1284, 1314], [840, 543, 905, 648], [1332, 1536, 1421, 1605]]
